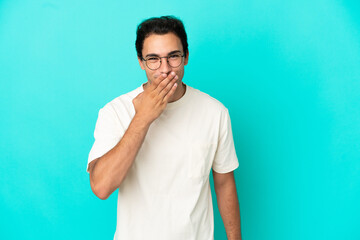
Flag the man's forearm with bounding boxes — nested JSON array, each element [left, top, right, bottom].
[[214, 176, 242, 240], [89, 114, 151, 200]]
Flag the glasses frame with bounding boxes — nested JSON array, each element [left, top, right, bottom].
[[142, 53, 185, 70]]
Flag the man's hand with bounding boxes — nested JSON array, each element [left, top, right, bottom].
[[132, 71, 178, 124]]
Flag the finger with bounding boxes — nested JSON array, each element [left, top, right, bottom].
[[155, 72, 176, 93], [149, 73, 168, 90], [163, 83, 178, 103], [136, 92, 143, 98], [133, 92, 142, 102], [159, 74, 178, 98]]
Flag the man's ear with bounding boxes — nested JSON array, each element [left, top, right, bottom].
[[184, 51, 189, 66], [138, 57, 145, 70]]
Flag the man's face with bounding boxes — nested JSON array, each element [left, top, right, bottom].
[[138, 33, 189, 85]]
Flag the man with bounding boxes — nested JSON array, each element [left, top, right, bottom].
[[87, 16, 241, 240]]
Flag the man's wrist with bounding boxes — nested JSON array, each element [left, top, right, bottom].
[[132, 114, 152, 131]]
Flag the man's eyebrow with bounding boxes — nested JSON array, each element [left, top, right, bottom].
[[168, 50, 182, 55], [144, 50, 182, 58], [145, 53, 159, 58]]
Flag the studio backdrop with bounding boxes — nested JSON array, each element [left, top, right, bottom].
[[0, 0, 359, 239]]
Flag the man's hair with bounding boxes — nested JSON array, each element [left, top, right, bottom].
[[135, 16, 188, 59]]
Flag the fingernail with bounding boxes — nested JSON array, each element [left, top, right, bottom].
[[171, 72, 175, 76], [175, 75, 178, 79], [162, 73, 167, 77]]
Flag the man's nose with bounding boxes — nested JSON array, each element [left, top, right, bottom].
[[159, 58, 172, 74]]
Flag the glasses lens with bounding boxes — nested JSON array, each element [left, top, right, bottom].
[[146, 57, 161, 70], [168, 54, 182, 68]]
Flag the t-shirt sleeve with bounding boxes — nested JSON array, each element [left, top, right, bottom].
[[212, 108, 239, 173], [87, 105, 124, 172]]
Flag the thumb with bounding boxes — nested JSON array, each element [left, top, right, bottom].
[[135, 92, 143, 99], [133, 92, 143, 104]]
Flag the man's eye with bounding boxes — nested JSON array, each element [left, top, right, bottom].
[[169, 55, 180, 59], [148, 57, 159, 61]]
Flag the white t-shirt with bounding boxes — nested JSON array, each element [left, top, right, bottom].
[[88, 84, 239, 240]]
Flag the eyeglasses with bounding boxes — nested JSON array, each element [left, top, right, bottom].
[[142, 53, 185, 70]]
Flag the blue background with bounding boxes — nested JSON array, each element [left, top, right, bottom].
[[1, 0, 359, 239]]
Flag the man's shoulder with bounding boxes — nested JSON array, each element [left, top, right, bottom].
[[188, 85, 227, 112], [100, 86, 143, 113]]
